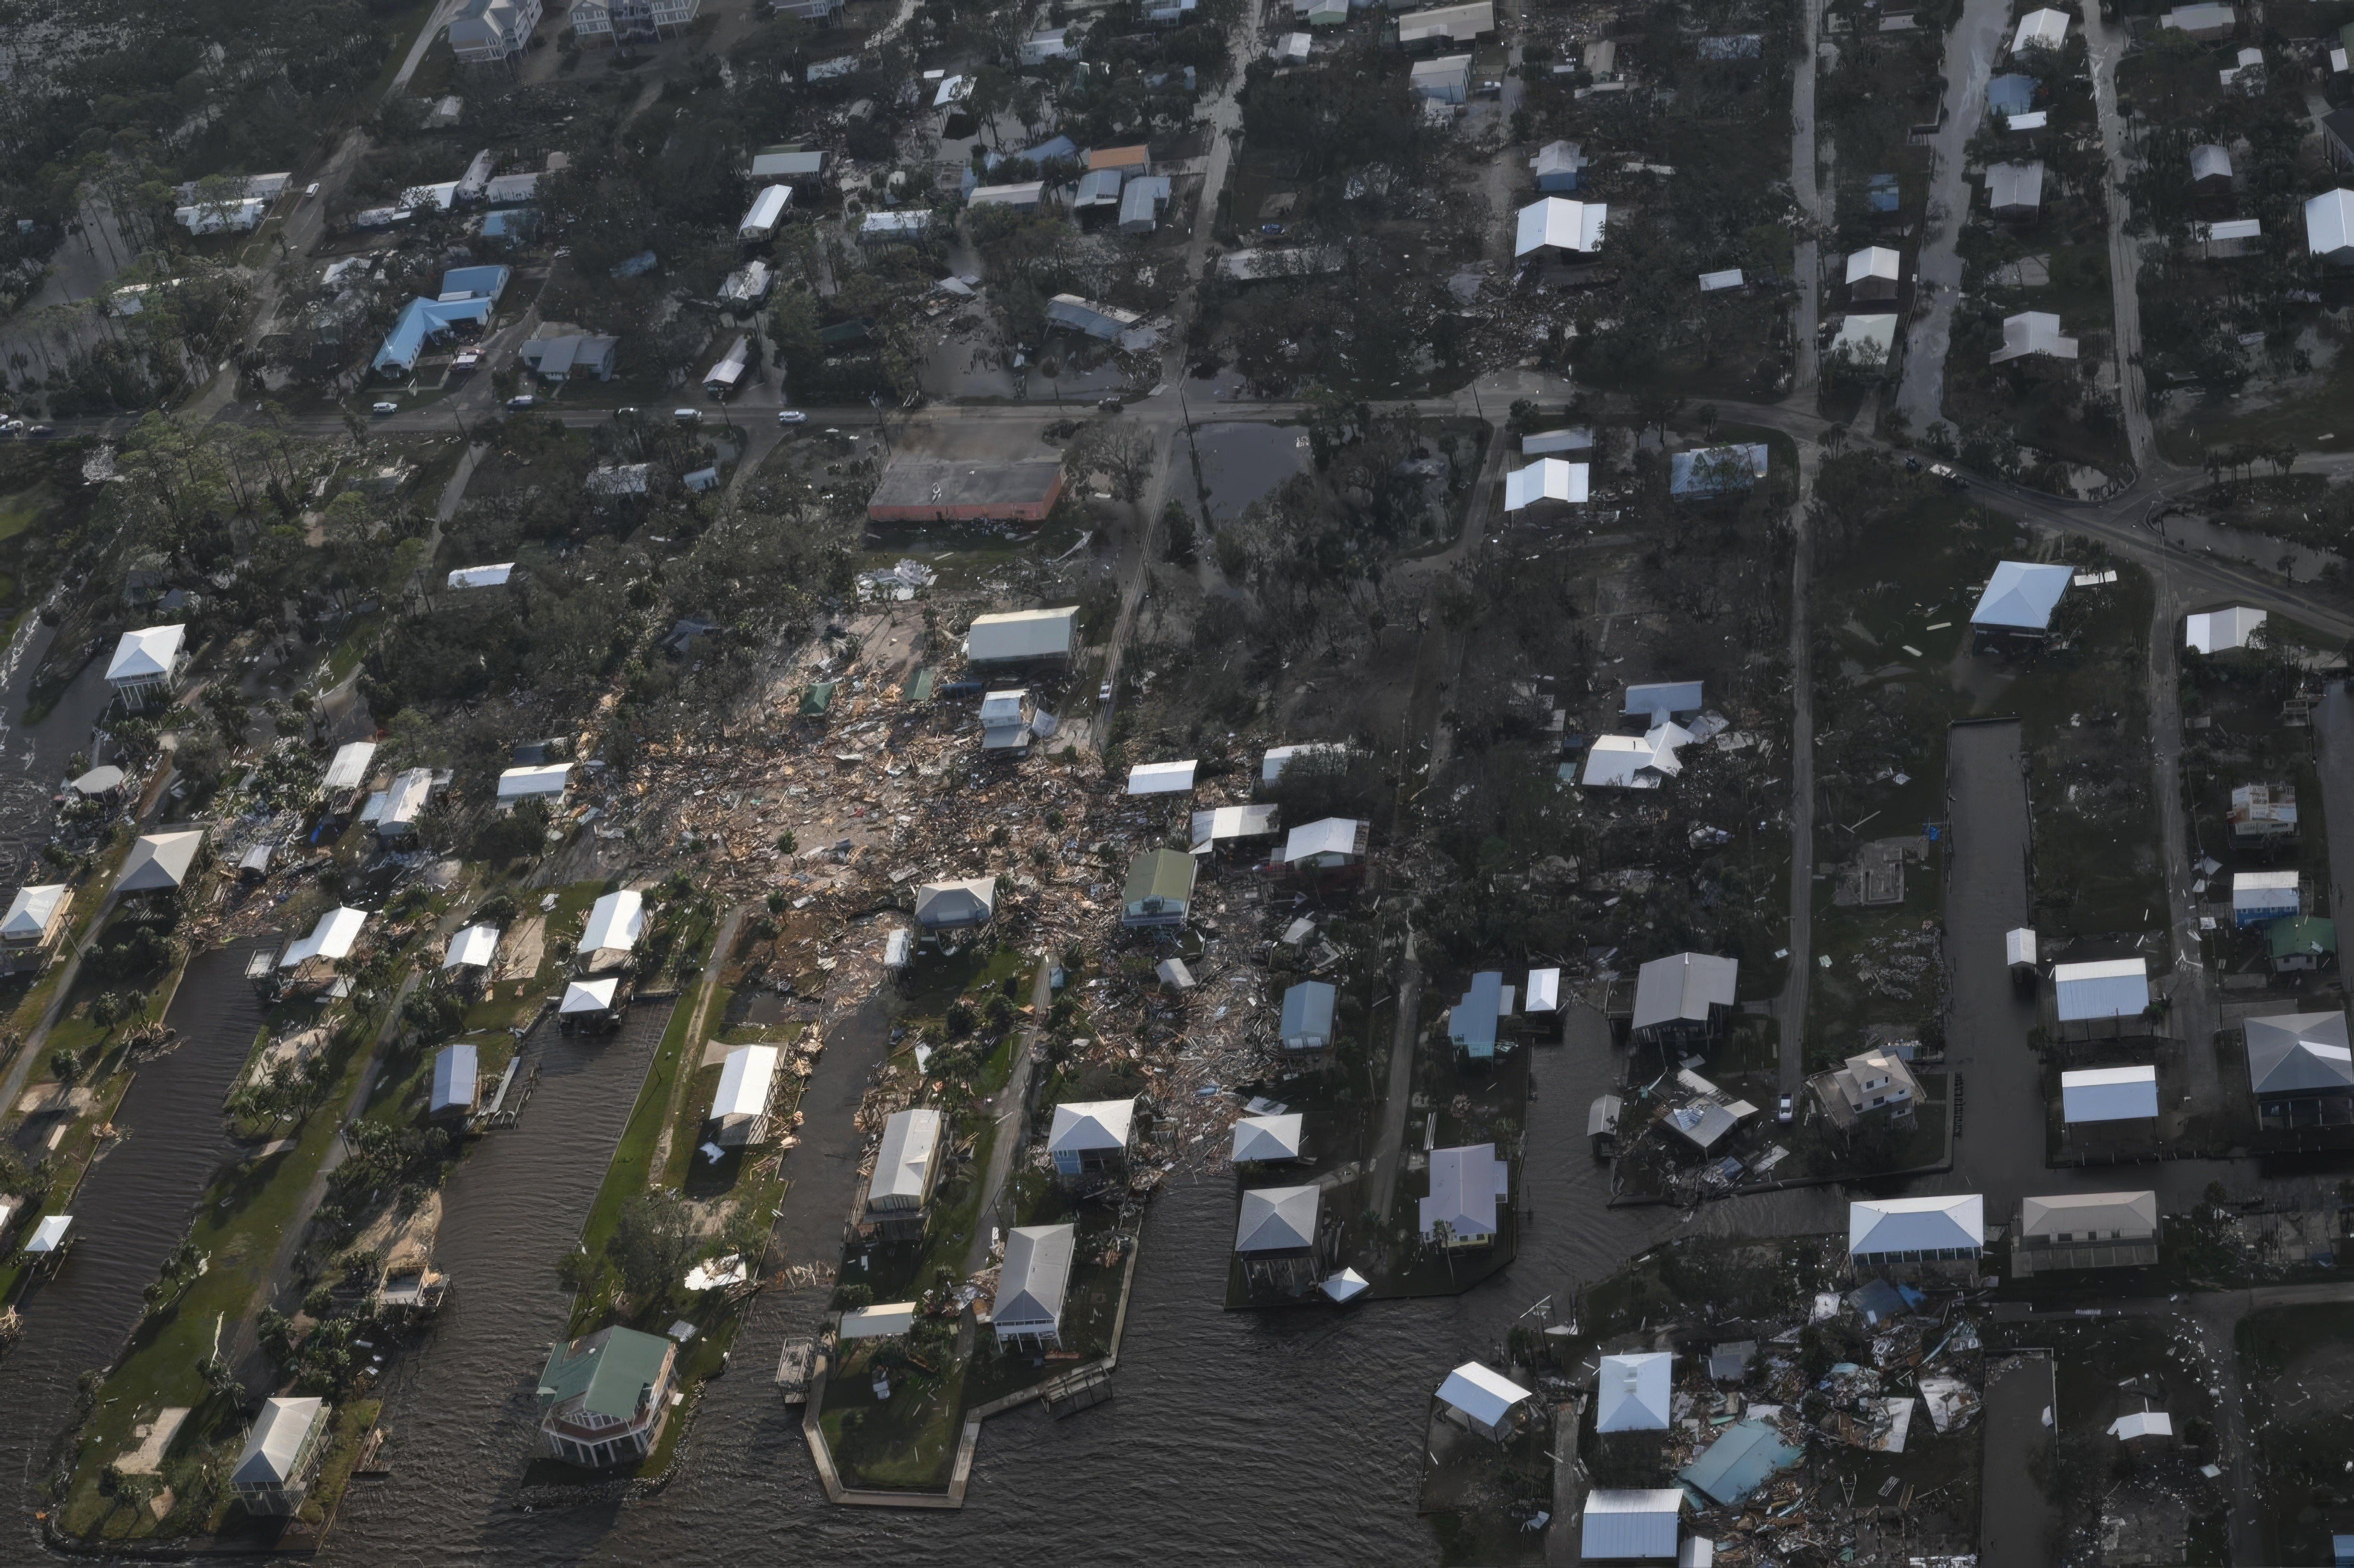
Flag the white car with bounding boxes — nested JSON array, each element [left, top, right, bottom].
[[672, 408, 701, 424], [777, 409, 807, 425], [370, 401, 399, 415]]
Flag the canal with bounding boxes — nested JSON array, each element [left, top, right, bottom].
[[0, 939, 272, 1557], [323, 1000, 1845, 1567]]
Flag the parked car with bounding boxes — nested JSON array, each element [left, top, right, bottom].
[[777, 409, 807, 425], [25, 424, 54, 438], [673, 408, 701, 424], [505, 394, 537, 411], [1098, 398, 1123, 413], [1928, 463, 1967, 491], [371, 401, 399, 415], [615, 406, 642, 421], [1776, 1093, 1794, 1124]]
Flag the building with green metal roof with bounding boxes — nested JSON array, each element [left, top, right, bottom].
[[2271, 915, 2337, 973], [535, 1326, 678, 1469], [1121, 848, 1196, 929]]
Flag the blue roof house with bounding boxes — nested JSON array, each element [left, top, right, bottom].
[[374, 295, 494, 375], [1449, 972, 1505, 1060]]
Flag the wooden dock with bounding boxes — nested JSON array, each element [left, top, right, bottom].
[[774, 1335, 816, 1403], [1040, 1365, 1113, 1417]]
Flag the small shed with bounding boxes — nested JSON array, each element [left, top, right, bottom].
[[1581, 1489, 1683, 1560], [1435, 1361, 1535, 1441], [429, 1043, 480, 1120], [2005, 926, 2038, 974], [1525, 967, 1561, 1013]]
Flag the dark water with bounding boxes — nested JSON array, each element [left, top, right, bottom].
[[324, 1003, 1843, 1567], [1190, 421, 1311, 525], [0, 940, 271, 1557]]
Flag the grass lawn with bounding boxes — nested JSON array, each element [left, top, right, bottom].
[[564, 986, 693, 1334], [818, 1345, 970, 1491]]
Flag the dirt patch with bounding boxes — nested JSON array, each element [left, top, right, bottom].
[[496, 916, 545, 980]]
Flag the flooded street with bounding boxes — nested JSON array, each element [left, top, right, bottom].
[[2158, 512, 2344, 586], [0, 940, 272, 1558], [1190, 421, 1310, 524]]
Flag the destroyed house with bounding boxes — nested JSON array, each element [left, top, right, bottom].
[[871, 461, 1066, 525], [1679, 1418, 1804, 1506]]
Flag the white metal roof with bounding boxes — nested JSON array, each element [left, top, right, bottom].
[[2005, 927, 2038, 965], [978, 690, 1028, 725], [2164, 0, 2235, 27], [1282, 816, 1364, 863], [2013, 6, 2069, 48], [1234, 1184, 1319, 1252], [1582, 732, 1666, 789], [1849, 1194, 1984, 1255], [2190, 143, 2233, 183], [1126, 759, 1199, 795], [430, 1043, 477, 1115], [711, 1044, 779, 1122], [1632, 952, 1738, 1031], [1048, 1098, 1136, 1155], [1987, 161, 2045, 211], [840, 1302, 917, 1339], [1261, 741, 1348, 783], [1514, 197, 1607, 257], [995, 1223, 1075, 1332], [2308, 189, 2354, 256], [1596, 1351, 1673, 1431], [281, 906, 367, 968], [1526, 967, 1560, 1013], [1522, 427, 1594, 455], [1969, 560, 2073, 628], [1503, 458, 1590, 509], [118, 830, 205, 892], [915, 876, 997, 926], [2019, 1190, 2158, 1237], [967, 606, 1077, 662], [2109, 1410, 2173, 1440], [740, 184, 793, 234], [0, 885, 66, 941], [497, 763, 571, 800], [1190, 803, 1281, 849], [1846, 245, 1901, 284], [322, 741, 378, 794], [1581, 1489, 1683, 1561], [559, 977, 620, 1013], [234, 1397, 325, 1486], [1232, 1112, 1305, 1162], [1697, 268, 1744, 291], [869, 1108, 943, 1205], [2233, 870, 2300, 913], [1990, 311, 2077, 362], [2053, 957, 2149, 1021], [2186, 605, 2265, 653], [443, 922, 500, 970], [1436, 1361, 1534, 1428], [26, 1213, 72, 1252], [378, 767, 433, 829], [1419, 1143, 1507, 1240], [105, 624, 185, 683], [580, 890, 646, 955], [69, 765, 125, 797], [447, 563, 513, 589], [2245, 1010, 2354, 1094], [2061, 1063, 2160, 1122]]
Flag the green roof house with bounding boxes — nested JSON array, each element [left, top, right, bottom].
[[535, 1326, 679, 1470], [799, 681, 838, 717], [1122, 848, 1197, 929], [2271, 915, 2338, 973]]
